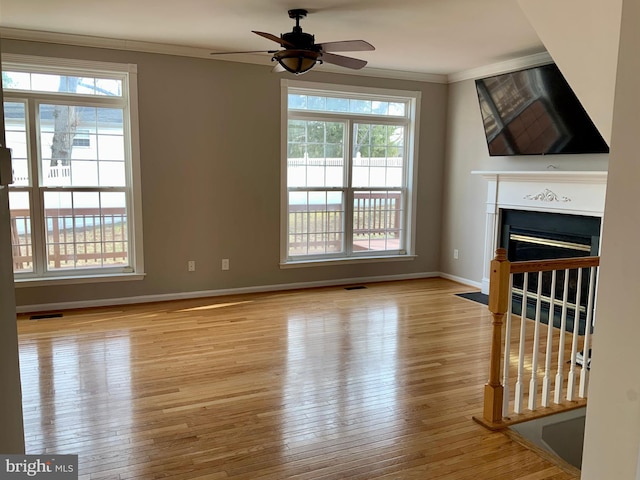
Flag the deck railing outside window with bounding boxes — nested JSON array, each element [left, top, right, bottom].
[[288, 191, 402, 255], [11, 207, 128, 272]]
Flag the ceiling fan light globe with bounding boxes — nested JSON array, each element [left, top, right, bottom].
[[274, 50, 319, 74]]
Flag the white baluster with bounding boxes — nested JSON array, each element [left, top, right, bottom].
[[502, 274, 514, 415], [542, 270, 557, 407], [567, 268, 584, 401], [528, 271, 543, 411], [514, 273, 528, 414], [579, 266, 597, 398], [554, 269, 571, 404]]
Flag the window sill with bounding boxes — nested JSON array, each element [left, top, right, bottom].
[[280, 255, 416, 269], [15, 272, 146, 288]]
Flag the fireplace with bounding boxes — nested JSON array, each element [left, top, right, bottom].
[[473, 170, 607, 295], [499, 209, 600, 326], [500, 209, 600, 261]]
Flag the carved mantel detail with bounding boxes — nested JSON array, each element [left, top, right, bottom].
[[472, 171, 607, 295], [524, 188, 571, 203]]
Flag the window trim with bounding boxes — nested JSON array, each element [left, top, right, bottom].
[[280, 79, 421, 267], [2, 54, 144, 283]]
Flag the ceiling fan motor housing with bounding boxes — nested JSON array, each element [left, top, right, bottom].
[[282, 9, 317, 51], [282, 31, 317, 51]]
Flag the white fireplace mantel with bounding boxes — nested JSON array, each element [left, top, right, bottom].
[[472, 170, 608, 294]]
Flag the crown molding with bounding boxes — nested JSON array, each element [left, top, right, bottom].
[[1, 27, 222, 59], [316, 64, 448, 84], [1, 52, 137, 73], [447, 51, 553, 83], [0, 27, 449, 84], [1, 27, 549, 85]]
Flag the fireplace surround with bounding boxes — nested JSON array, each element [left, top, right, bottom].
[[473, 171, 607, 295]]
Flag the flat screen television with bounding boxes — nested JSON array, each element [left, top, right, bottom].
[[475, 63, 609, 156]]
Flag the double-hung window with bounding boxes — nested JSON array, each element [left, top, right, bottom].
[[2, 55, 143, 282], [281, 81, 420, 265]]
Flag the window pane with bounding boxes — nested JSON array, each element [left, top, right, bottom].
[[307, 96, 326, 111], [389, 102, 406, 116], [288, 94, 307, 110], [72, 191, 102, 269], [40, 104, 126, 187], [74, 77, 96, 95], [371, 101, 389, 115], [9, 191, 33, 272], [99, 161, 126, 186], [40, 104, 74, 186], [71, 134, 97, 159], [95, 78, 123, 96], [288, 191, 344, 256], [353, 124, 405, 188], [44, 190, 74, 270], [4, 101, 29, 186], [350, 99, 372, 114], [287, 120, 344, 188], [31, 73, 63, 93], [76, 106, 97, 133], [353, 191, 403, 252], [98, 135, 125, 161], [288, 93, 407, 117], [2, 71, 31, 90], [3, 72, 122, 96], [44, 191, 129, 270], [326, 97, 349, 113], [69, 161, 98, 185], [97, 109, 124, 134]]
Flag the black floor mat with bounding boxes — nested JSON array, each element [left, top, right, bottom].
[[455, 292, 488, 305], [455, 292, 588, 335]]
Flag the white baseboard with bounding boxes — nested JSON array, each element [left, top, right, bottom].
[[438, 273, 482, 290], [481, 277, 490, 295], [17, 271, 442, 314]]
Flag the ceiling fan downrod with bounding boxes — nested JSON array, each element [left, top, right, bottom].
[[288, 9, 308, 26]]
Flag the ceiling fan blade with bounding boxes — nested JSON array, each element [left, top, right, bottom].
[[210, 50, 275, 55], [317, 40, 375, 53], [252, 31, 296, 49], [321, 52, 367, 70], [272, 63, 286, 73]]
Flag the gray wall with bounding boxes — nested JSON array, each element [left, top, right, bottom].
[[440, 78, 609, 285], [2, 39, 448, 309]]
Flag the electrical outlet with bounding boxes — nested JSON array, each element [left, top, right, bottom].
[[453, 249, 459, 260], [221, 258, 230, 271], [188, 260, 196, 272]]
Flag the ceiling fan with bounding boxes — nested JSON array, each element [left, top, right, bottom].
[[210, 9, 375, 74]]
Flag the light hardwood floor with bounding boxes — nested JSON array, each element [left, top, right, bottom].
[[17, 278, 579, 479]]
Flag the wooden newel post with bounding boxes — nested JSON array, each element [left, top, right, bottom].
[[483, 248, 511, 424]]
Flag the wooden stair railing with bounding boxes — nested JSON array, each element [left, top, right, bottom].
[[475, 248, 600, 430]]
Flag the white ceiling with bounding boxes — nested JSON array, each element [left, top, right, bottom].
[[0, 0, 546, 78]]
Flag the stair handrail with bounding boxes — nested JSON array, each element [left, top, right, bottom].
[[478, 248, 600, 429]]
